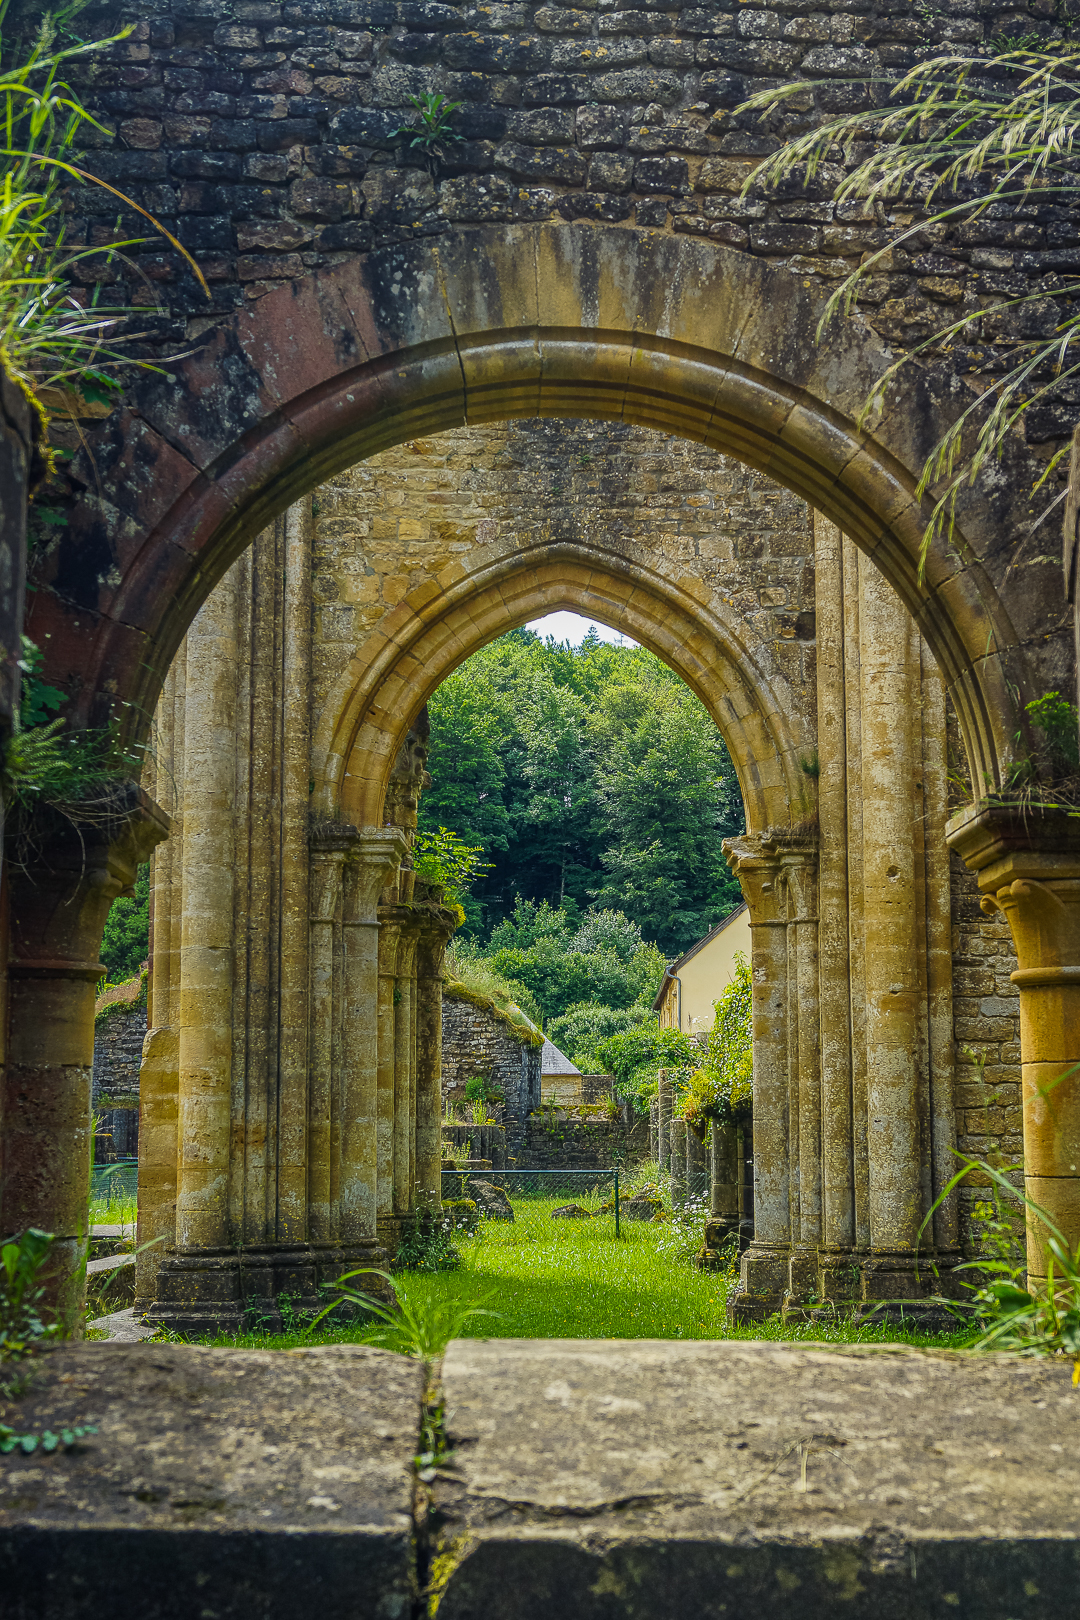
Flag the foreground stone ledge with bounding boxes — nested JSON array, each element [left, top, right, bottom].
[[0, 1342, 423, 1620], [434, 1338, 1080, 1620]]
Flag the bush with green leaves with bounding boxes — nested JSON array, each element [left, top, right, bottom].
[[1025, 692, 1080, 778], [919, 1156, 1080, 1382], [677, 952, 753, 1132], [592, 1022, 699, 1113], [412, 825, 490, 906], [0, 1227, 57, 1362], [484, 898, 667, 1023], [393, 1212, 462, 1275], [306, 1268, 496, 1358], [547, 1000, 655, 1072]]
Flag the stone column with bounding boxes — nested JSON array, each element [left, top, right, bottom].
[[137, 646, 185, 1308], [277, 501, 313, 1244], [686, 1120, 708, 1204], [393, 919, 420, 1219], [657, 1069, 672, 1172], [724, 834, 795, 1320], [307, 831, 350, 1244], [670, 1116, 688, 1209], [814, 514, 855, 1261], [341, 830, 406, 1253], [698, 1119, 741, 1269], [174, 569, 238, 1261], [921, 644, 960, 1260], [948, 806, 1080, 1285], [377, 915, 402, 1247], [415, 899, 456, 1213], [783, 849, 820, 1309], [3, 787, 168, 1330], [859, 562, 924, 1297]]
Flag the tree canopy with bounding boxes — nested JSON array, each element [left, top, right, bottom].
[[420, 628, 745, 954]]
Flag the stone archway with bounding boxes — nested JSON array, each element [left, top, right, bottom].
[[11, 226, 1075, 1323], [37, 226, 1034, 797], [118, 403, 1016, 1331], [315, 537, 813, 835]]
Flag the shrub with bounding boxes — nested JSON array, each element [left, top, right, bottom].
[[393, 1211, 462, 1274], [676, 953, 753, 1131], [0, 1228, 57, 1362], [592, 1022, 699, 1112], [547, 1000, 654, 1072]]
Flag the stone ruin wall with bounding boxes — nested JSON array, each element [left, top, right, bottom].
[[441, 992, 542, 1143], [100, 417, 1020, 1257], [516, 1112, 652, 1173], [310, 417, 1021, 1256], [92, 996, 148, 1162]]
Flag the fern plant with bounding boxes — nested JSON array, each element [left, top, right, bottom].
[[739, 48, 1080, 568]]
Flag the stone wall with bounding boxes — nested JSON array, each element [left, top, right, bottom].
[[92, 988, 148, 1163], [310, 418, 816, 748], [950, 849, 1023, 1248], [516, 1112, 651, 1173], [69, 0, 1080, 471], [442, 991, 542, 1135]]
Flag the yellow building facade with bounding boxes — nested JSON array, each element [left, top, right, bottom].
[[653, 908, 753, 1037]]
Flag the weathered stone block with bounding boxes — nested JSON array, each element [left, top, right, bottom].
[[434, 1338, 1080, 1620], [0, 1343, 423, 1620]]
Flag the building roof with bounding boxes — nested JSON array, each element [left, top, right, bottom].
[[651, 903, 750, 1011], [541, 1038, 581, 1076]]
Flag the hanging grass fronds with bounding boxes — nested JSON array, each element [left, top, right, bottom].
[[739, 49, 1080, 572], [0, 0, 207, 420]]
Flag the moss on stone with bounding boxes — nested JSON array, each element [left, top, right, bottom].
[[442, 980, 543, 1048], [94, 967, 148, 1027]]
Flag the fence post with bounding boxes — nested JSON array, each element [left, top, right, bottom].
[[614, 1167, 620, 1240]]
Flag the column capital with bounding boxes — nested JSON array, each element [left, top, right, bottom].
[[310, 822, 408, 922], [724, 826, 817, 925], [349, 826, 409, 919], [10, 780, 170, 972], [947, 802, 1080, 970]]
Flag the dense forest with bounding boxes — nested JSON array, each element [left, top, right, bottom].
[[100, 629, 747, 1004], [419, 628, 746, 955]]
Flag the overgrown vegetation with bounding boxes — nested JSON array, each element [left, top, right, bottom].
[[676, 953, 754, 1133], [0, 1227, 57, 1363], [919, 1155, 1080, 1380], [0, 0, 204, 413], [306, 1267, 496, 1358], [740, 48, 1080, 567], [0, 1227, 99, 1456], [471, 899, 668, 1026], [592, 1023, 698, 1114], [99, 865, 149, 982]]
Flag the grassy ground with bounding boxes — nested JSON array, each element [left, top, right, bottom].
[[188, 1196, 971, 1354], [88, 1191, 136, 1228]]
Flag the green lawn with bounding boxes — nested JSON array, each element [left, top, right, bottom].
[[189, 1196, 971, 1354]]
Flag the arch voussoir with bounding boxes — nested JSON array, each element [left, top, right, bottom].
[[31, 224, 1036, 798]]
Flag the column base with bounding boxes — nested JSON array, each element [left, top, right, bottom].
[[696, 1216, 741, 1272], [143, 1240, 389, 1336], [725, 1241, 788, 1323], [851, 1251, 964, 1329]]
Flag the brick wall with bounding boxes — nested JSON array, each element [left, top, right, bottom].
[[950, 848, 1022, 1253], [310, 418, 816, 747], [67, 0, 1080, 437]]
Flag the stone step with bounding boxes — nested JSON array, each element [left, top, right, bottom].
[[2, 1339, 1078, 1617]]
